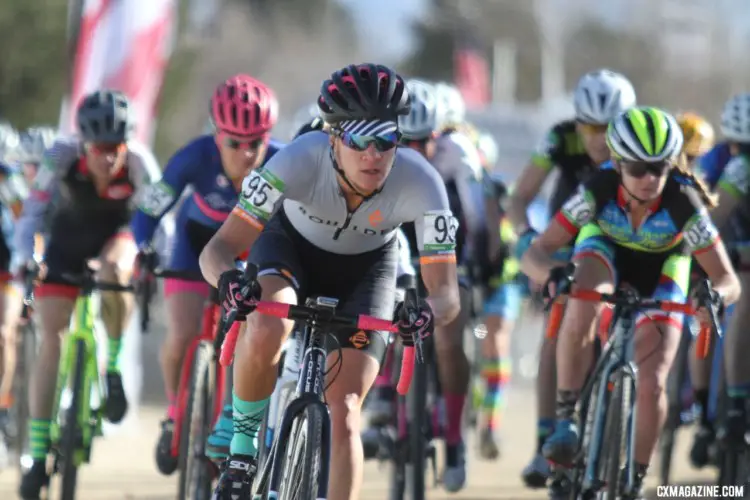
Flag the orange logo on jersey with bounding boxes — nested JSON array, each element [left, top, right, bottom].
[[349, 330, 370, 349], [369, 210, 383, 227]]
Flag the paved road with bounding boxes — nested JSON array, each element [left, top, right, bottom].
[[0, 308, 726, 499], [0, 390, 720, 500]]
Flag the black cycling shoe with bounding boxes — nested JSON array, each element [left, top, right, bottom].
[[619, 467, 646, 500], [212, 454, 257, 500], [104, 371, 128, 423], [155, 419, 179, 475], [19, 459, 50, 500], [690, 424, 714, 468], [547, 469, 571, 500]]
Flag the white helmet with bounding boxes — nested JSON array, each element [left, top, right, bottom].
[[720, 93, 750, 143], [0, 123, 19, 163], [573, 69, 636, 125], [9, 126, 57, 164], [477, 132, 499, 168], [434, 82, 466, 130], [291, 103, 321, 140], [399, 79, 438, 140]]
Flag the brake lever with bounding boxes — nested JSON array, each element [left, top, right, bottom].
[[403, 288, 425, 363]]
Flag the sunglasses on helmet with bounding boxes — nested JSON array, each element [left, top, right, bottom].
[[619, 160, 672, 178], [338, 130, 400, 152]]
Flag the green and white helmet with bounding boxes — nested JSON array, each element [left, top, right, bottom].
[[606, 107, 683, 162]]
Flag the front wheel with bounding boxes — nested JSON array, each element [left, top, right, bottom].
[[602, 370, 633, 500], [59, 339, 87, 500], [178, 342, 215, 500], [277, 404, 325, 500]]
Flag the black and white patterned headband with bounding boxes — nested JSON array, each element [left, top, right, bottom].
[[336, 119, 399, 136]]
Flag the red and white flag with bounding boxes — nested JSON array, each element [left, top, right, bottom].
[[454, 38, 490, 109], [60, 0, 177, 145]]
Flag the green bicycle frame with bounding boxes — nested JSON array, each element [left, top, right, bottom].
[[49, 293, 104, 466]]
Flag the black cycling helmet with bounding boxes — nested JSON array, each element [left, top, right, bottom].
[[293, 117, 326, 140], [76, 90, 135, 143], [318, 63, 411, 125]]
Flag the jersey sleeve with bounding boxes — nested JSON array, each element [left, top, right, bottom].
[[716, 155, 750, 201], [131, 140, 197, 248], [0, 163, 29, 219], [232, 133, 320, 229], [407, 157, 460, 265], [553, 178, 600, 235], [530, 126, 562, 172], [13, 139, 75, 264], [679, 187, 720, 255]]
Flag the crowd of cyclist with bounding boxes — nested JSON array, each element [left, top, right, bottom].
[[0, 60, 745, 500]]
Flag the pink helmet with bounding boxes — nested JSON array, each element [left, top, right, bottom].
[[210, 74, 278, 137]]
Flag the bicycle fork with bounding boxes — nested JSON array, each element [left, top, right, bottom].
[[51, 330, 102, 464], [581, 317, 638, 495], [258, 342, 332, 499]]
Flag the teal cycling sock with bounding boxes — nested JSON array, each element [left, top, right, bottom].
[[106, 337, 122, 372], [728, 383, 750, 399], [29, 419, 51, 460], [214, 404, 233, 432], [229, 392, 269, 457]]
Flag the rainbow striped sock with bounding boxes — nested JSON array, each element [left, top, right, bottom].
[[481, 357, 511, 430]]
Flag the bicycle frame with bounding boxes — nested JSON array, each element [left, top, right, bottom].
[[579, 302, 638, 494], [219, 263, 415, 500], [50, 293, 103, 466], [170, 301, 227, 457], [256, 297, 333, 500]]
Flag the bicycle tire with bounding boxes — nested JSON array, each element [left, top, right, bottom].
[[59, 338, 86, 500], [406, 347, 428, 500], [277, 403, 324, 500], [659, 328, 691, 485], [178, 342, 214, 500], [603, 370, 631, 500], [571, 374, 600, 500], [387, 342, 406, 500], [13, 323, 36, 478]]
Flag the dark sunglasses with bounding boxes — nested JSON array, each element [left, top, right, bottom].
[[217, 132, 265, 151], [399, 136, 430, 148], [340, 130, 400, 152], [577, 121, 608, 134], [87, 142, 127, 155], [620, 160, 672, 178]]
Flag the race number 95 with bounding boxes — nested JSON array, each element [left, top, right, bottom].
[[240, 169, 283, 216], [242, 173, 271, 207]]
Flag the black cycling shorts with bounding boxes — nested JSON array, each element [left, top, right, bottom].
[[247, 208, 398, 362], [40, 220, 132, 297]]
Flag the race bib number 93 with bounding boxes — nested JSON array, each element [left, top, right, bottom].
[[422, 210, 459, 252], [238, 169, 285, 222]]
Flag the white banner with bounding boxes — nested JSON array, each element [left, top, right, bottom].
[[60, 0, 177, 145]]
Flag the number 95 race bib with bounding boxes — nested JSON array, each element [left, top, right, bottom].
[[238, 169, 285, 223], [422, 209, 459, 252]]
